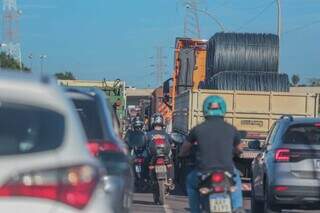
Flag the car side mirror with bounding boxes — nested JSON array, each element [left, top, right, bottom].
[[248, 140, 261, 150], [163, 78, 172, 95]]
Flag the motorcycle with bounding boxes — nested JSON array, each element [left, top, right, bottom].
[[132, 147, 147, 192], [198, 170, 235, 213], [149, 138, 174, 205]]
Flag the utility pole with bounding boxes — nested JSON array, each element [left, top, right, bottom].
[[2, 0, 22, 70], [276, 0, 282, 40], [184, 0, 201, 38]]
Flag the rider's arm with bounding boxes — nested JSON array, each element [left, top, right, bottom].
[[179, 128, 196, 157], [233, 130, 244, 156]]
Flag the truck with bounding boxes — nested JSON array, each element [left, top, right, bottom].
[[162, 36, 320, 191], [58, 79, 126, 131]]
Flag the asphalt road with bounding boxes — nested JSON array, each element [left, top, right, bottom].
[[132, 191, 251, 213], [132, 192, 320, 213]]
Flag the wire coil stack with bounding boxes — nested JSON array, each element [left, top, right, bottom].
[[203, 32, 288, 92]]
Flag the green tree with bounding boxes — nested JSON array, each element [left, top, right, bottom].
[[54, 72, 76, 80], [308, 78, 320, 86], [291, 74, 300, 86], [0, 52, 30, 72]]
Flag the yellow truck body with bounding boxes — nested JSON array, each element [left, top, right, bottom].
[[173, 89, 319, 137]]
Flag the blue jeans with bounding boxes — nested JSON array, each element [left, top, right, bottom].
[[186, 168, 243, 213]]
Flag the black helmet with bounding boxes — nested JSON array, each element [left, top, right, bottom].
[[151, 113, 164, 128], [132, 116, 144, 130]]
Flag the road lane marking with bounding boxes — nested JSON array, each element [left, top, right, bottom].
[[163, 204, 173, 213]]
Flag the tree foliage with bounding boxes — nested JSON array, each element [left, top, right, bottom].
[[291, 74, 300, 86], [308, 78, 320, 86], [54, 72, 76, 80], [0, 52, 30, 72]]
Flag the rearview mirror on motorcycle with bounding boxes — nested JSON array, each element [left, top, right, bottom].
[[170, 132, 185, 144]]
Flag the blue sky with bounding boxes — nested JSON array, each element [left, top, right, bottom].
[[3, 0, 320, 87]]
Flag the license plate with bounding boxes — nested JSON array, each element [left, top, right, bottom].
[[209, 194, 232, 213], [135, 165, 141, 173], [155, 165, 167, 173]]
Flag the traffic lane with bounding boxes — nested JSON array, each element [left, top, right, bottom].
[[132, 192, 189, 213], [132, 192, 251, 213]]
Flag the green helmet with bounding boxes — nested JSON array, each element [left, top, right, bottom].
[[203, 96, 227, 117]]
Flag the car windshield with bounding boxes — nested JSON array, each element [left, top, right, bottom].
[[72, 98, 104, 140], [283, 123, 320, 144], [0, 102, 65, 155]]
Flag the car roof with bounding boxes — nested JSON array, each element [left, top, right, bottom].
[[64, 87, 108, 100], [279, 117, 320, 126], [0, 72, 70, 113]]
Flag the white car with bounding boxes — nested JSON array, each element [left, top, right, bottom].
[[0, 72, 113, 213]]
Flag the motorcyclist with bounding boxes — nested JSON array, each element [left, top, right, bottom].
[[125, 116, 148, 190], [125, 116, 146, 152], [179, 96, 244, 213], [146, 113, 174, 184]]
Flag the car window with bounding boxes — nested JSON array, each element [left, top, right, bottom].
[[0, 102, 65, 155], [266, 122, 279, 145], [72, 98, 104, 140], [107, 101, 120, 136], [283, 123, 320, 144]]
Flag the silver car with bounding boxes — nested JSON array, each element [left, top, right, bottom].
[[0, 72, 114, 213], [251, 115, 320, 213]]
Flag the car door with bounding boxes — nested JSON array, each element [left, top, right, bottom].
[[253, 122, 279, 198]]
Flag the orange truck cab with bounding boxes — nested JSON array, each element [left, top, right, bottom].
[[163, 37, 207, 114]]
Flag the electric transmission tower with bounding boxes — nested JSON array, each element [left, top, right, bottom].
[[2, 0, 22, 68], [151, 47, 167, 86], [184, 0, 201, 38]]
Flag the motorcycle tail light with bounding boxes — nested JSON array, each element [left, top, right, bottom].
[[134, 158, 144, 164], [211, 172, 224, 183], [156, 158, 165, 165]]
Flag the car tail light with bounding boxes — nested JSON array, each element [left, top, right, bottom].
[[154, 139, 165, 146], [156, 158, 165, 165], [87, 140, 122, 156], [211, 172, 224, 183], [315, 123, 320, 128], [275, 148, 290, 162], [274, 186, 289, 192], [0, 165, 99, 209]]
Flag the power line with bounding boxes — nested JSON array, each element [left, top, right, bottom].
[[214, 0, 274, 11], [234, 1, 275, 31], [284, 20, 320, 34]]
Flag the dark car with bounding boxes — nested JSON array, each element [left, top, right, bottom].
[[65, 88, 133, 213], [251, 115, 320, 213]]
